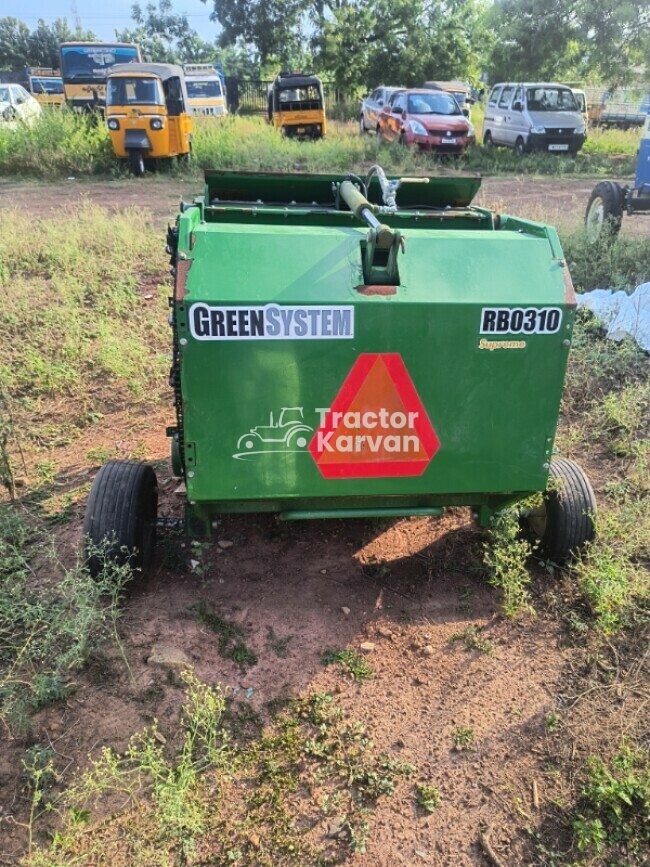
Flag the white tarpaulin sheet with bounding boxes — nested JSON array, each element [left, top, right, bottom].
[[576, 283, 650, 351]]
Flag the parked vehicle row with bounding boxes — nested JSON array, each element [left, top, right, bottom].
[[361, 80, 599, 158]]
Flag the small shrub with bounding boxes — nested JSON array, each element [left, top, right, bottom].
[[322, 648, 374, 682], [0, 508, 132, 734], [572, 743, 650, 864], [449, 624, 494, 654], [483, 508, 534, 618], [453, 727, 474, 750], [415, 782, 441, 812]]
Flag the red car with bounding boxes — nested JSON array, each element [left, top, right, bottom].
[[377, 88, 474, 154]]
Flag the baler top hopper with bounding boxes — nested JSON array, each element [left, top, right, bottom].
[[84, 166, 596, 574]]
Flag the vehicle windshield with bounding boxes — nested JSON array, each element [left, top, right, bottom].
[[573, 92, 586, 112], [0, 86, 9, 103], [106, 76, 165, 106], [451, 91, 467, 103], [187, 79, 222, 99], [60, 45, 140, 81], [31, 77, 64, 94], [278, 85, 321, 102], [526, 87, 578, 112], [407, 92, 461, 116]]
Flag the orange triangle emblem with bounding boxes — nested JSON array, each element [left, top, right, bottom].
[[309, 354, 440, 479]]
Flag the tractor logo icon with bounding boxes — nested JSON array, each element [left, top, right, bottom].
[[233, 407, 314, 460]]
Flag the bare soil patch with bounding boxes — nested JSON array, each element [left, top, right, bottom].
[[0, 174, 646, 237]]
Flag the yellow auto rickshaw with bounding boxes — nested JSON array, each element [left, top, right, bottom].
[[268, 71, 326, 139], [105, 62, 192, 176]]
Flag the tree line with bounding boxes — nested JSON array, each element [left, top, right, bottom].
[[1, 0, 648, 95]]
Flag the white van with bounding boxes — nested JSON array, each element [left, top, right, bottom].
[[483, 82, 586, 155]]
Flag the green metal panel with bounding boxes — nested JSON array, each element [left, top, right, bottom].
[[172, 171, 574, 522]]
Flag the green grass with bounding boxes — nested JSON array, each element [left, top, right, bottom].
[[0, 110, 639, 179], [0, 203, 166, 401], [0, 203, 168, 497], [562, 231, 650, 292]]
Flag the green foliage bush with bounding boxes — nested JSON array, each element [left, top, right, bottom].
[[0, 111, 639, 178], [0, 108, 113, 177]]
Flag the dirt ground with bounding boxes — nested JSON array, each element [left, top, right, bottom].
[[0, 175, 630, 865], [0, 173, 646, 237]]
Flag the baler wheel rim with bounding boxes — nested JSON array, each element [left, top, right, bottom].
[[525, 457, 597, 564], [83, 460, 158, 579]]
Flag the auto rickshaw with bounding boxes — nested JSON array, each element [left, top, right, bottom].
[[105, 62, 192, 176], [268, 71, 326, 139]]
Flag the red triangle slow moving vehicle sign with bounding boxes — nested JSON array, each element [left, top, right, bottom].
[[308, 353, 440, 479]]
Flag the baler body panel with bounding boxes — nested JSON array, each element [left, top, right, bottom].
[[173, 172, 574, 523]]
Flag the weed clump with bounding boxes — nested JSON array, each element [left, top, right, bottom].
[[415, 782, 442, 812], [572, 742, 650, 864], [191, 599, 258, 671], [0, 507, 132, 734], [26, 680, 414, 865], [322, 647, 374, 682], [483, 508, 534, 618]]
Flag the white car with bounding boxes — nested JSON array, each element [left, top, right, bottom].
[[0, 84, 43, 128]]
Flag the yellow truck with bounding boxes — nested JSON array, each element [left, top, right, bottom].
[[183, 63, 228, 117]]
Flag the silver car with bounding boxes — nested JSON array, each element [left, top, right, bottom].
[[359, 86, 400, 134], [482, 82, 586, 155]]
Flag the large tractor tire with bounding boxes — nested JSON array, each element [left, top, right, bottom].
[[585, 181, 623, 242], [522, 458, 597, 564], [84, 460, 158, 578]]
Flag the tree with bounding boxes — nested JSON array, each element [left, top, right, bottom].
[[116, 0, 216, 64], [312, 0, 490, 96], [485, 0, 582, 83], [486, 0, 650, 86], [0, 18, 31, 69], [209, 0, 311, 66], [578, 0, 650, 85], [0, 17, 96, 70]]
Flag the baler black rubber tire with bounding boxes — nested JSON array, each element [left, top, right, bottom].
[[585, 181, 623, 242], [84, 460, 158, 579], [483, 131, 493, 149], [514, 137, 525, 156], [536, 458, 597, 563]]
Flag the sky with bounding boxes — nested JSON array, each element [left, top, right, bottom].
[[2, 0, 220, 41]]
